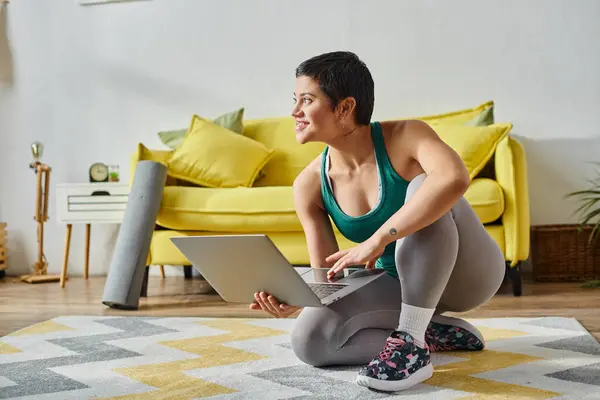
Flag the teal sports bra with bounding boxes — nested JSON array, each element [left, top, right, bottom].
[[320, 121, 410, 277]]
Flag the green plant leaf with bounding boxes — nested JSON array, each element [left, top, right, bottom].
[[588, 220, 600, 246], [570, 198, 600, 223], [565, 162, 600, 248], [575, 198, 600, 216], [565, 189, 600, 198], [581, 207, 600, 225]]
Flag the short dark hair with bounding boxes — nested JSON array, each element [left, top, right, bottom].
[[295, 51, 374, 125]]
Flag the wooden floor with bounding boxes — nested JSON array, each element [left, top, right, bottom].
[[1, 274, 599, 341]]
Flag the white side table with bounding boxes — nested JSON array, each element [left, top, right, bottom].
[[56, 182, 129, 287]]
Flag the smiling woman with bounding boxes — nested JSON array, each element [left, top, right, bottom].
[[249, 51, 507, 392], [291, 53, 374, 145]]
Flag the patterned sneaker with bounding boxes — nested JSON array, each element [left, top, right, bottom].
[[425, 315, 485, 352], [355, 330, 433, 392]]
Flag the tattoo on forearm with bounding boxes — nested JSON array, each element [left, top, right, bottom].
[[389, 228, 397, 236]]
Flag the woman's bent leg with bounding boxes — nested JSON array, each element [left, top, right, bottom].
[[291, 273, 402, 367], [425, 193, 506, 351], [436, 194, 506, 312], [395, 173, 504, 330], [396, 175, 505, 351], [392, 174, 461, 344], [357, 173, 505, 391]]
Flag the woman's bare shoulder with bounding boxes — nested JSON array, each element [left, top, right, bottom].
[[380, 119, 440, 148], [293, 154, 325, 209], [378, 119, 437, 179], [380, 119, 430, 137]]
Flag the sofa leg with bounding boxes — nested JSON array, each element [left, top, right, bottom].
[[140, 266, 149, 297], [183, 265, 193, 280], [505, 262, 522, 297]]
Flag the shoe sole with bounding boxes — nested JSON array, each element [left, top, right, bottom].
[[355, 363, 434, 392], [430, 315, 485, 347]]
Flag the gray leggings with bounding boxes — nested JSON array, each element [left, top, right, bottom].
[[291, 173, 506, 367]]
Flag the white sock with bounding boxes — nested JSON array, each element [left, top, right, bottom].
[[397, 303, 435, 348]]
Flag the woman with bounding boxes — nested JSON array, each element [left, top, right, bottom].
[[249, 51, 506, 392]]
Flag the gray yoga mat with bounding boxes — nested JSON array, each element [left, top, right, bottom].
[[102, 160, 166, 310]]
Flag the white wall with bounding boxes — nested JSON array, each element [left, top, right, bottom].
[[1, 0, 599, 277]]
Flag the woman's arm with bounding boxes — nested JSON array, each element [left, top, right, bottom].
[[250, 158, 338, 317], [372, 120, 470, 247], [293, 158, 340, 269]]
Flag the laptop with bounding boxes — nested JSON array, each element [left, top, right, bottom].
[[170, 234, 387, 307]]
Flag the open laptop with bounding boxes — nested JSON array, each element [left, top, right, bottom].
[[170, 234, 387, 307]]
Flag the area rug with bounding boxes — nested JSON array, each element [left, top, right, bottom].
[[1, 316, 599, 399]]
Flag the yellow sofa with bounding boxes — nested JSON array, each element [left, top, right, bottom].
[[131, 102, 530, 297]]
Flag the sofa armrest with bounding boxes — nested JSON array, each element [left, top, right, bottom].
[[129, 143, 146, 186], [129, 143, 173, 186], [494, 136, 531, 266]]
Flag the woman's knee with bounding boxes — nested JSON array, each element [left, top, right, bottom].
[[399, 173, 459, 253], [395, 210, 458, 270], [290, 308, 339, 367]]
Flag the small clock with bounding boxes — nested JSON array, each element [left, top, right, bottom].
[[89, 162, 109, 183]]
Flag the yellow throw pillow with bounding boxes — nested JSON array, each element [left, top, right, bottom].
[[427, 121, 513, 179], [167, 115, 275, 188], [157, 108, 245, 150], [405, 100, 495, 126]]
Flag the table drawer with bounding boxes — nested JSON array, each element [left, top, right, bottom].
[[57, 183, 130, 223], [69, 203, 127, 211], [69, 195, 128, 204], [61, 184, 129, 197]]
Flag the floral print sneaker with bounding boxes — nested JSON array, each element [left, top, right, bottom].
[[355, 330, 434, 392], [425, 315, 485, 352]]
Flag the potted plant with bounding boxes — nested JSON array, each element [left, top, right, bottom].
[[565, 162, 600, 287]]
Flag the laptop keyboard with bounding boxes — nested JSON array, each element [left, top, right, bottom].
[[308, 283, 348, 299]]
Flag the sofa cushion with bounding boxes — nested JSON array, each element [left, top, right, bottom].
[[158, 107, 245, 149], [243, 117, 327, 187], [157, 186, 302, 232], [415, 100, 495, 126], [428, 121, 513, 179], [157, 177, 504, 232], [166, 115, 275, 188], [464, 178, 505, 224]]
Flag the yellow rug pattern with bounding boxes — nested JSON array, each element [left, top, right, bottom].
[[0, 316, 599, 399]]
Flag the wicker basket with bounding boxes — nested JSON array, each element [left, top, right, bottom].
[[531, 224, 600, 281], [0, 223, 6, 273]]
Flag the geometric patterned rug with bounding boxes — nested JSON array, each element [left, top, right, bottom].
[[1, 316, 599, 399]]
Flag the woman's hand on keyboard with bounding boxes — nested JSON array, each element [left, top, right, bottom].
[[249, 292, 301, 318]]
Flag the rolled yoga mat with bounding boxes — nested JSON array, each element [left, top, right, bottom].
[[102, 160, 167, 310]]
